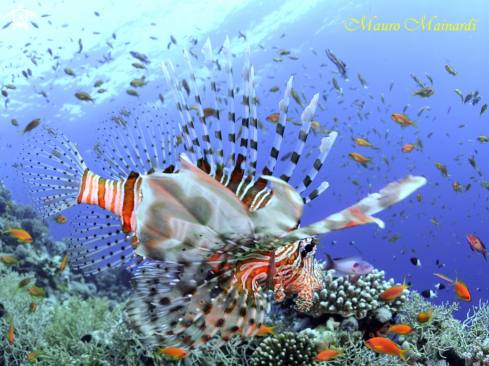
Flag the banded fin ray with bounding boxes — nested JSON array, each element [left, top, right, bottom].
[[221, 36, 236, 179], [201, 38, 224, 171], [254, 76, 293, 190], [280, 93, 318, 183], [274, 175, 428, 246], [183, 48, 215, 175]]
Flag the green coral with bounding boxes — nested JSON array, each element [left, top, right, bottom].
[[0, 266, 165, 365], [250, 331, 319, 366], [305, 269, 408, 319]]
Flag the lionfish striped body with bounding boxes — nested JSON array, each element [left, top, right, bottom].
[[16, 37, 426, 351]]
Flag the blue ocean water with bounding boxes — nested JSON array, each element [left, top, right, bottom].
[[0, 0, 487, 323]]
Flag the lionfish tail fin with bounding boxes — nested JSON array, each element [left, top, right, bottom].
[[16, 128, 88, 220]]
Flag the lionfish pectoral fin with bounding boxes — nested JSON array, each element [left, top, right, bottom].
[[250, 175, 303, 248], [276, 175, 427, 244], [135, 153, 256, 263], [126, 262, 187, 346]]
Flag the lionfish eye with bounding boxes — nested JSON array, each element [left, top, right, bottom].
[[304, 244, 313, 253]]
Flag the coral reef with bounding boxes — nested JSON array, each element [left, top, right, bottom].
[[250, 331, 317, 366], [0, 266, 165, 365], [458, 300, 489, 365], [304, 269, 408, 319], [0, 181, 131, 307]]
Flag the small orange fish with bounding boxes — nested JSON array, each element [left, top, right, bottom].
[[353, 138, 374, 148], [401, 143, 417, 153], [17, 278, 31, 290], [29, 302, 37, 313], [314, 348, 346, 361], [237, 323, 284, 337], [417, 308, 432, 323], [387, 324, 413, 335], [157, 347, 188, 360], [27, 350, 43, 361], [348, 152, 373, 164], [2, 225, 33, 243], [434, 271, 471, 302], [60, 254, 69, 272], [266, 113, 292, 124], [202, 108, 225, 117], [50, 214, 67, 224], [365, 337, 412, 362], [26, 286, 46, 298], [0, 255, 21, 267], [417, 194, 422, 203], [390, 113, 418, 129], [453, 181, 464, 193], [8, 317, 13, 345], [379, 275, 411, 302]]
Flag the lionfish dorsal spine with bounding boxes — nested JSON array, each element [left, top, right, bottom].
[[161, 60, 196, 164], [248, 65, 258, 179], [183, 47, 215, 175], [130, 110, 157, 173], [295, 131, 338, 196], [229, 46, 251, 184], [280, 93, 319, 183], [221, 36, 236, 180], [167, 57, 203, 163], [303, 181, 330, 204], [201, 38, 225, 173]]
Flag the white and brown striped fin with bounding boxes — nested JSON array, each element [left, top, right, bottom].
[[273, 175, 428, 247], [163, 59, 204, 167], [247, 66, 258, 179], [230, 46, 251, 184], [279, 94, 318, 183], [295, 131, 338, 198], [126, 262, 187, 346], [16, 128, 87, 220], [127, 260, 270, 350], [201, 38, 224, 176], [182, 48, 215, 175], [221, 36, 236, 179], [253, 76, 293, 193]]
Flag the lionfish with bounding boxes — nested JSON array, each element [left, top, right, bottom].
[[16, 37, 426, 351]]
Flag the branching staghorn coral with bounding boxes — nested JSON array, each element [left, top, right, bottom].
[[250, 331, 318, 366], [455, 299, 489, 365], [304, 269, 408, 319], [394, 291, 462, 365]]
